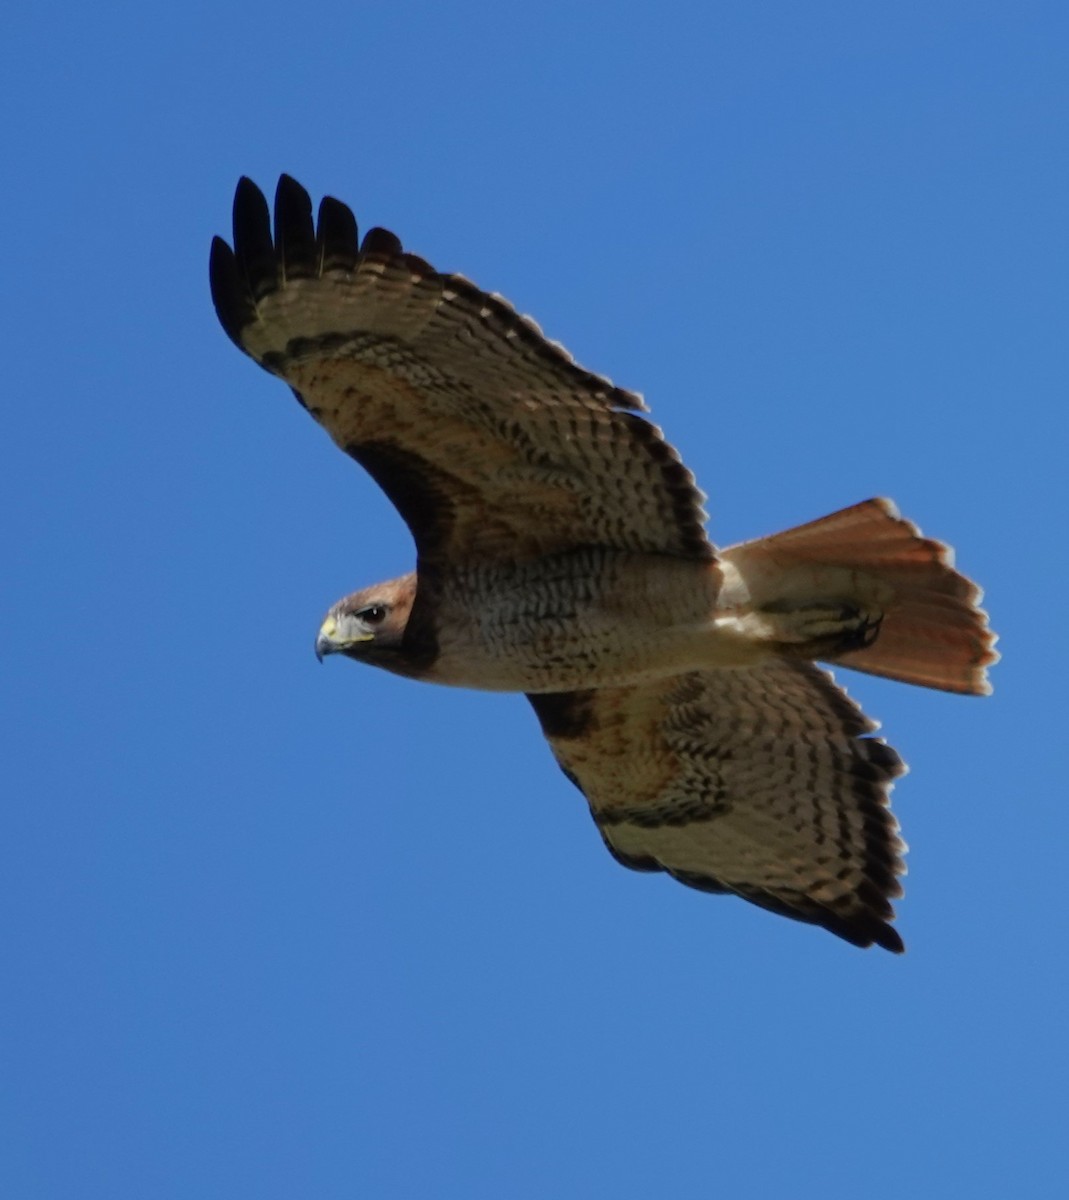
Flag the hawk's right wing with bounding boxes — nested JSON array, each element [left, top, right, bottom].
[[528, 661, 908, 951], [210, 176, 712, 569]]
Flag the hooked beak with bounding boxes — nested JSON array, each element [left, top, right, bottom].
[[314, 629, 335, 663], [314, 616, 372, 662]]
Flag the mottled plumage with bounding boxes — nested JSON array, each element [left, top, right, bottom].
[[211, 176, 997, 952]]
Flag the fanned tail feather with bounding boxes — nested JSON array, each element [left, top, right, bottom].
[[723, 499, 998, 695]]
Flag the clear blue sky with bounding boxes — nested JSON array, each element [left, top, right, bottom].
[[4, 3, 1066, 1197]]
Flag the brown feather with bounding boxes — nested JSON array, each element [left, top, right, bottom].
[[529, 662, 907, 952], [721, 499, 998, 695], [211, 177, 712, 568]]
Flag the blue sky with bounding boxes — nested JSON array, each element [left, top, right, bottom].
[[4, 3, 1067, 1196]]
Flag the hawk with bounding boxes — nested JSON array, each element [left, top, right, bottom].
[[210, 176, 997, 952]]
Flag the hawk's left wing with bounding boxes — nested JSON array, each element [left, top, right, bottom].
[[528, 662, 908, 951]]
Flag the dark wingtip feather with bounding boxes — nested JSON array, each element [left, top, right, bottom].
[[876, 925, 906, 954], [274, 174, 316, 280], [232, 177, 276, 300], [209, 236, 254, 349], [401, 252, 435, 275], [360, 225, 403, 259], [833, 914, 905, 954], [317, 194, 358, 274]]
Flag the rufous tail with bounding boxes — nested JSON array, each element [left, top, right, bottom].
[[721, 499, 998, 695]]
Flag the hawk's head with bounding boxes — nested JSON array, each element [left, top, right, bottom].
[[315, 574, 416, 666]]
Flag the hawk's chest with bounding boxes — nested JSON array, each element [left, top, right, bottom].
[[423, 550, 719, 693]]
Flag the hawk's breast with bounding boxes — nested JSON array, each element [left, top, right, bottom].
[[417, 550, 738, 693]]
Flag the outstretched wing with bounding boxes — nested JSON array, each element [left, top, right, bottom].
[[210, 176, 712, 567], [528, 661, 908, 951]]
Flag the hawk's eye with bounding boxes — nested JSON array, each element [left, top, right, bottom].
[[359, 604, 387, 626]]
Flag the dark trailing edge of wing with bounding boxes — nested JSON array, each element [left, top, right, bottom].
[[706, 874, 903, 951], [604, 833, 901, 950], [621, 840, 904, 953]]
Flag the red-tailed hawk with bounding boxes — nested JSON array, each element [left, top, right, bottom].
[[210, 176, 997, 952]]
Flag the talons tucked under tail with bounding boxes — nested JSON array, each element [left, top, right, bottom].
[[721, 498, 998, 695]]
